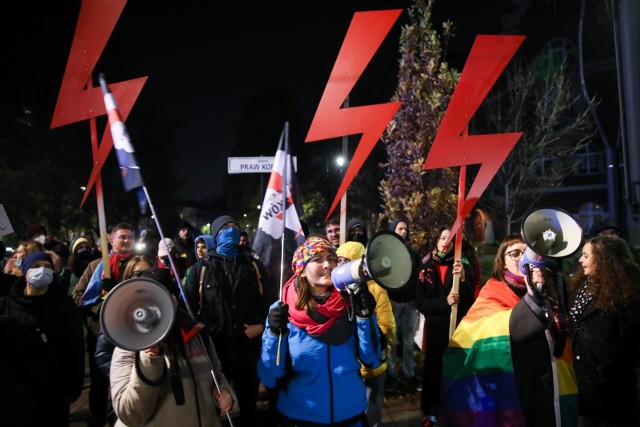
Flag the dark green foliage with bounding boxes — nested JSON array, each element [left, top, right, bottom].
[[378, 0, 460, 255]]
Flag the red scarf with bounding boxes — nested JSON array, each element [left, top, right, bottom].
[[283, 276, 348, 336], [107, 252, 132, 282]]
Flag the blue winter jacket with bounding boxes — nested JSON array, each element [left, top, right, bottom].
[[258, 300, 383, 425]]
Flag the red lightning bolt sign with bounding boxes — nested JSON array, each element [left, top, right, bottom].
[[424, 35, 525, 243], [50, 0, 147, 208], [305, 10, 402, 219]]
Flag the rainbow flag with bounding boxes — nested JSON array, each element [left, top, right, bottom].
[[440, 279, 578, 427]]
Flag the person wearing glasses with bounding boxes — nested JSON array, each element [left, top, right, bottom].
[[440, 234, 578, 427], [72, 222, 136, 427], [324, 217, 341, 249]]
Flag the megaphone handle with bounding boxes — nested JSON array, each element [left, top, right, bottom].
[[524, 264, 548, 300]]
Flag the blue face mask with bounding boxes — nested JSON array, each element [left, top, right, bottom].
[[215, 227, 240, 257], [27, 267, 54, 288]]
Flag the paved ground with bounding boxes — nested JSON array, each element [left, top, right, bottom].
[[69, 362, 424, 427]]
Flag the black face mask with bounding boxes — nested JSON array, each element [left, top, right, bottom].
[[348, 232, 367, 245], [74, 250, 94, 276]]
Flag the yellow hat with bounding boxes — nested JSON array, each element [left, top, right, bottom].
[[336, 241, 365, 261]]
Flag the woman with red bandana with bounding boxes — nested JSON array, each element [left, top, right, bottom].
[[258, 235, 383, 427]]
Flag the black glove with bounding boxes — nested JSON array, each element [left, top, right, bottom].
[[268, 303, 289, 335], [101, 278, 115, 293], [353, 283, 376, 319]]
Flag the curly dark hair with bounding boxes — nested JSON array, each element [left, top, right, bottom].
[[569, 235, 640, 313]]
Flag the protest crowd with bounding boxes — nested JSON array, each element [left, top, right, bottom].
[[1, 211, 639, 427]]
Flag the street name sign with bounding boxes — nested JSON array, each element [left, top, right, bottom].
[[227, 156, 297, 174]]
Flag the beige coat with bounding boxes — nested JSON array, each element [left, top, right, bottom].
[[110, 321, 235, 427]]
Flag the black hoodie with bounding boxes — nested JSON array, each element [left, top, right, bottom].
[[386, 219, 420, 303]]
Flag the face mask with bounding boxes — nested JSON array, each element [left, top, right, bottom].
[[33, 235, 46, 245], [27, 267, 54, 288], [215, 227, 240, 257], [15, 258, 23, 268]]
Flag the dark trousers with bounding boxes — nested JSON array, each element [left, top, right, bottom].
[[232, 353, 260, 427], [86, 326, 110, 425]]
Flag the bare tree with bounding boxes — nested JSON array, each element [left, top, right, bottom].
[[475, 60, 596, 234]]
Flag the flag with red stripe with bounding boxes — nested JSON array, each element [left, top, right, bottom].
[[253, 124, 305, 288], [99, 73, 146, 213]]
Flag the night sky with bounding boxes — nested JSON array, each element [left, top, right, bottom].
[[3, 0, 574, 202]]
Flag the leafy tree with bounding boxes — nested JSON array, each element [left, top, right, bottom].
[[378, 0, 459, 255], [474, 59, 596, 234]]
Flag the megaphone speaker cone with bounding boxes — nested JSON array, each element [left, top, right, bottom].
[[100, 278, 176, 352], [132, 305, 162, 333], [521, 208, 583, 258], [365, 231, 413, 290]]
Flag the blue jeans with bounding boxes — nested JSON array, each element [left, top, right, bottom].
[[388, 301, 417, 379]]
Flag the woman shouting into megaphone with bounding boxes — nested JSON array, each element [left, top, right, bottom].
[[108, 267, 235, 427], [258, 235, 384, 427], [439, 234, 578, 427]]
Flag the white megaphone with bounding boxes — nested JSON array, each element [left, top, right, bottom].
[[518, 207, 583, 276], [331, 231, 414, 293], [100, 277, 177, 351]]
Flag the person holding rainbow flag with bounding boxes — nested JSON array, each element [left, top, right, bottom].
[[439, 234, 578, 427]]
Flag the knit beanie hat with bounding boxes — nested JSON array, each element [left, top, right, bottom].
[[157, 238, 175, 257], [21, 252, 53, 275], [336, 241, 365, 262], [71, 237, 90, 254], [210, 215, 238, 238], [177, 219, 193, 231], [292, 235, 335, 276], [26, 224, 47, 240], [347, 218, 365, 232]]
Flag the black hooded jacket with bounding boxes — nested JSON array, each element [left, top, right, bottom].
[[183, 215, 268, 376], [386, 219, 421, 303], [0, 276, 85, 424]]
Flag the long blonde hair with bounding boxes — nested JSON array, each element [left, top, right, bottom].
[[122, 255, 153, 280]]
